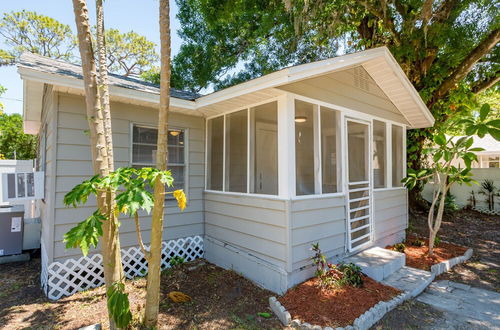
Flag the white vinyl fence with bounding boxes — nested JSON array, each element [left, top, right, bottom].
[[423, 168, 500, 213]]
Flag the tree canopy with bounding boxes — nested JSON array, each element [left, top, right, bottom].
[[0, 10, 75, 64], [0, 113, 37, 159], [0, 10, 159, 76]]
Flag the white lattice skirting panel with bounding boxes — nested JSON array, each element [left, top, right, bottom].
[[42, 235, 204, 300]]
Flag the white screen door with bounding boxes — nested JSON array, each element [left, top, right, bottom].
[[345, 119, 372, 252]]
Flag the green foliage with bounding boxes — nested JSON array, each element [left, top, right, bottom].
[[100, 28, 159, 77], [0, 84, 5, 113], [410, 238, 425, 247], [393, 243, 406, 253], [311, 242, 327, 278], [107, 281, 133, 328], [257, 312, 272, 318], [478, 179, 498, 211], [444, 192, 459, 213], [169, 256, 185, 267], [63, 211, 105, 256], [434, 236, 441, 247], [0, 113, 37, 159], [311, 243, 364, 288], [0, 10, 75, 62]]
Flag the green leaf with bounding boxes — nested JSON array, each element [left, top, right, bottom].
[[107, 281, 132, 328], [479, 103, 490, 121], [258, 312, 272, 318], [63, 210, 105, 256], [465, 125, 477, 136], [433, 134, 446, 146], [477, 124, 488, 138], [486, 119, 500, 129], [488, 128, 500, 141]]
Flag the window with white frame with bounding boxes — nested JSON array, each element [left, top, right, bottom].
[[480, 155, 500, 168], [373, 120, 386, 188], [391, 124, 404, 187], [206, 101, 278, 195], [131, 125, 186, 192]]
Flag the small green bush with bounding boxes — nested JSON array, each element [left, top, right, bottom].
[[393, 243, 406, 253]]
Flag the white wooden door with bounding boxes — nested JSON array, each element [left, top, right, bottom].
[[345, 119, 372, 252]]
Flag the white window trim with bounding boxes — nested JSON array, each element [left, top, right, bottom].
[[130, 123, 189, 195], [204, 92, 409, 199]]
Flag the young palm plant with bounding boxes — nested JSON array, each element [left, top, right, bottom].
[[478, 179, 498, 211]]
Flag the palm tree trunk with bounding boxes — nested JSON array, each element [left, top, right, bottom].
[[144, 0, 171, 326], [72, 1, 123, 328]]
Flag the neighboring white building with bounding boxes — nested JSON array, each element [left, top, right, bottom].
[[16, 47, 434, 300]]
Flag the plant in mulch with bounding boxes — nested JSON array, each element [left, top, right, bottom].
[[393, 243, 406, 253], [434, 235, 441, 247], [410, 238, 425, 247], [311, 243, 364, 288]]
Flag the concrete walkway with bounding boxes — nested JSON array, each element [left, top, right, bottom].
[[416, 280, 500, 329]]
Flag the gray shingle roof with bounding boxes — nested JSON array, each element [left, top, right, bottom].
[[18, 52, 199, 101]]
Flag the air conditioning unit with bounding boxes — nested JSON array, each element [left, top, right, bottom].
[[0, 205, 25, 256]]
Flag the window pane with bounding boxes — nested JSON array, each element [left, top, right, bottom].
[[7, 173, 15, 198], [373, 120, 386, 188], [207, 117, 224, 190], [17, 173, 26, 198], [392, 125, 404, 187], [321, 107, 338, 193], [347, 121, 369, 182], [133, 126, 157, 144], [225, 110, 248, 192], [250, 102, 278, 195], [133, 144, 157, 164], [295, 100, 315, 195], [27, 173, 35, 197]]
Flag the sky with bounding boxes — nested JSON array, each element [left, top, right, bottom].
[[0, 0, 183, 114]]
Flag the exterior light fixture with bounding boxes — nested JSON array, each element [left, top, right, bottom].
[[169, 130, 181, 137], [295, 116, 307, 123]]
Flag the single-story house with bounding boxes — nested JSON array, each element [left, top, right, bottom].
[[16, 46, 434, 300]]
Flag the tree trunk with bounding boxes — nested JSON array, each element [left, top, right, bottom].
[[429, 183, 448, 256], [72, 1, 123, 328], [144, 0, 171, 326]]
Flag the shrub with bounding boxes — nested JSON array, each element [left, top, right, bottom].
[[311, 243, 364, 288], [393, 243, 406, 253], [434, 236, 441, 247]]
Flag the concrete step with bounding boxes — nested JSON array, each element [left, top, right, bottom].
[[382, 266, 435, 297], [343, 247, 405, 281]]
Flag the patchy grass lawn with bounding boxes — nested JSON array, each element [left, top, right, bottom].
[[0, 258, 284, 329]]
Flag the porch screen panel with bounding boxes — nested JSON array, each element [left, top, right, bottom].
[[320, 107, 339, 193], [207, 117, 224, 190], [250, 101, 278, 195], [295, 100, 316, 196], [391, 125, 404, 187], [373, 120, 386, 188], [225, 110, 248, 192]]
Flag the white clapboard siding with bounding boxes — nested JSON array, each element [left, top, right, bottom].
[[373, 189, 407, 241], [291, 195, 346, 270], [204, 192, 288, 268], [50, 93, 205, 262]]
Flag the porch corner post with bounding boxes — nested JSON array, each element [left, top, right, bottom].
[[277, 93, 295, 199]]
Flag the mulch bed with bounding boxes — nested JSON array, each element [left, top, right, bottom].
[[279, 276, 400, 328], [0, 258, 283, 329], [386, 237, 468, 271]]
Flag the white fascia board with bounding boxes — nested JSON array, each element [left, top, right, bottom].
[[379, 48, 435, 127], [17, 66, 197, 111]]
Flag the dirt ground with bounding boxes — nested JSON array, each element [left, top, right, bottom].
[[0, 258, 283, 329], [373, 208, 500, 329]]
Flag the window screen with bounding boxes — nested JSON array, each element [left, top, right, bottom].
[[321, 107, 339, 193], [207, 117, 224, 190], [131, 125, 186, 192], [225, 110, 248, 192], [373, 120, 386, 188], [391, 125, 404, 187], [295, 100, 316, 195]]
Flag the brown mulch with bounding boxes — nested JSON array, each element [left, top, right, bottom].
[[386, 237, 467, 271], [0, 257, 283, 329], [280, 276, 400, 328]]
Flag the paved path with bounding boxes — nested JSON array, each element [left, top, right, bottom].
[[416, 280, 500, 329]]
